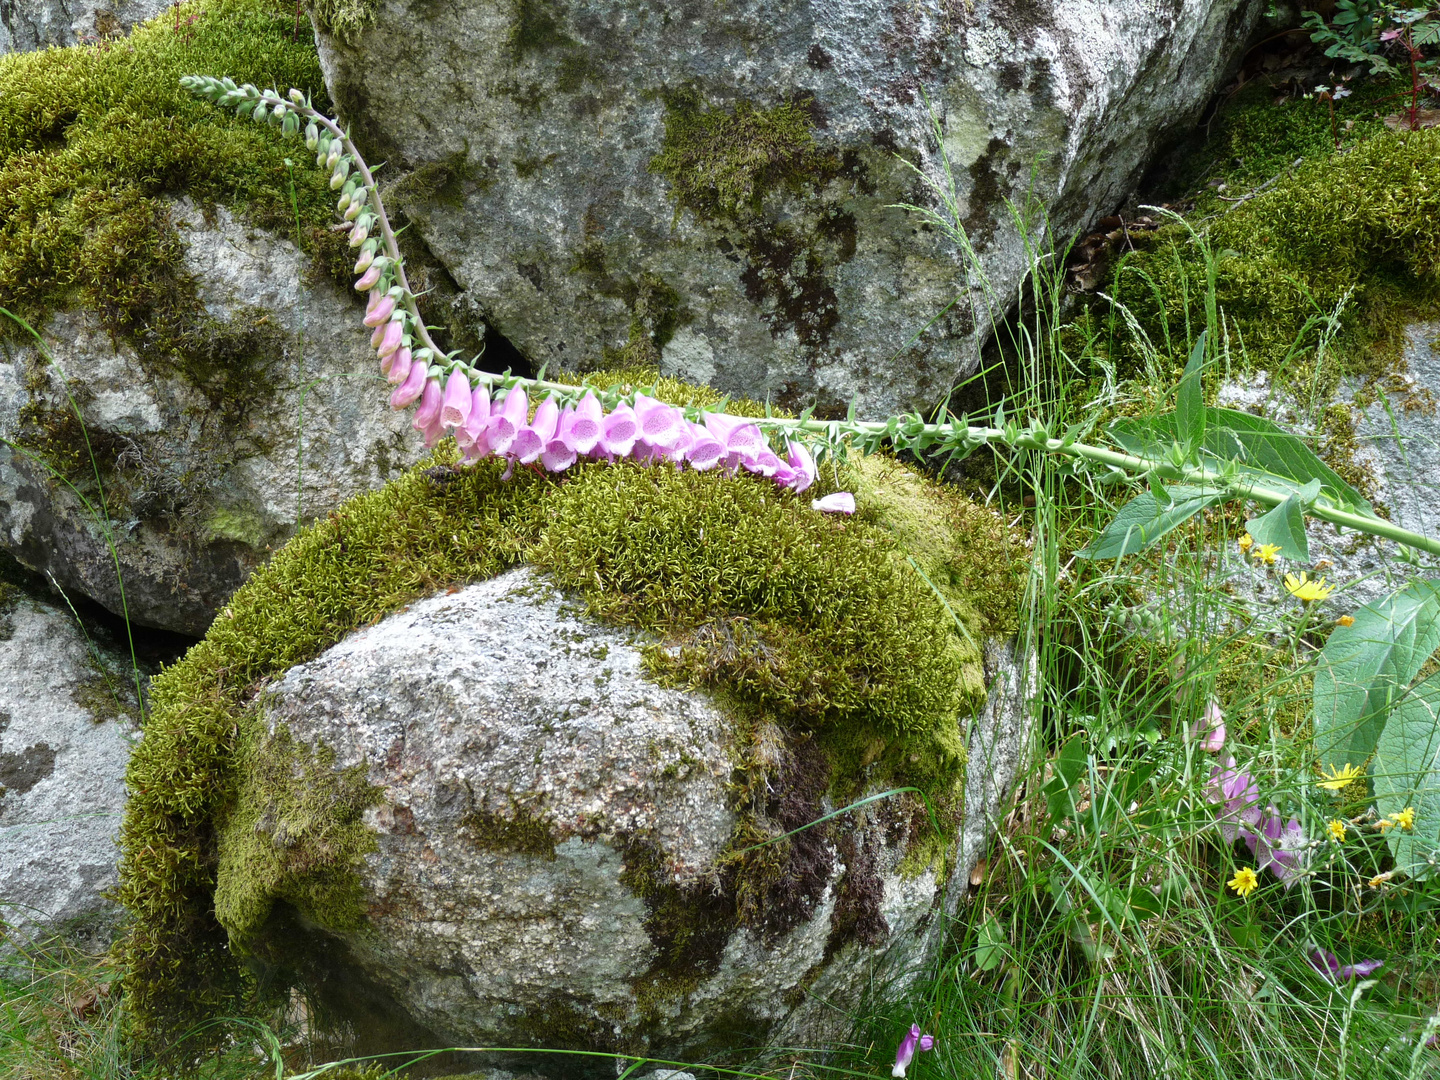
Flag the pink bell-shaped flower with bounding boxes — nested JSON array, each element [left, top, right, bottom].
[[488, 387, 529, 457], [440, 369, 472, 429], [565, 391, 604, 455], [684, 422, 726, 470], [785, 440, 816, 493], [377, 319, 403, 359], [512, 394, 559, 464], [601, 403, 639, 457], [634, 393, 684, 450], [456, 385, 491, 450], [363, 292, 395, 327], [412, 377, 443, 429], [354, 263, 382, 291]]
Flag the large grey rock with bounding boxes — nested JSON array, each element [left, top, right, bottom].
[[315, 0, 1259, 418], [0, 595, 137, 948], [222, 567, 1032, 1060], [0, 0, 168, 51], [0, 202, 424, 635]]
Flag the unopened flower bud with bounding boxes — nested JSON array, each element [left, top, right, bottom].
[[252, 101, 269, 122], [354, 263, 383, 291], [348, 222, 369, 248], [363, 293, 396, 327], [390, 357, 427, 409], [344, 194, 366, 221], [325, 144, 342, 170], [271, 102, 286, 121], [336, 191, 352, 215], [241, 83, 258, 97], [354, 245, 380, 274], [289, 88, 305, 104], [305, 122, 319, 150], [386, 346, 412, 384], [377, 319, 404, 359], [330, 165, 350, 191]]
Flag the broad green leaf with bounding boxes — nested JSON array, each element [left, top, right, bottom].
[[1177, 332, 1206, 452], [1314, 579, 1440, 769], [1110, 408, 1372, 514], [1244, 479, 1321, 562], [973, 914, 1009, 972], [1044, 735, 1088, 820], [1372, 671, 1440, 876], [1077, 484, 1224, 560]]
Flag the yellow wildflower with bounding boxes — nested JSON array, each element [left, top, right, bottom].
[[1284, 571, 1335, 602], [1391, 807, 1416, 831], [1338, 614, 1356, 627], [1253, 543, 1281, 565], [1228, 867, 1260, 898], [1378, 818, 1395, 832], [1238, 533, 1254, 552], [1327, 819, 1347, 842], [1370, 873, 1392, 888], [1317, 763, 1364, 791]]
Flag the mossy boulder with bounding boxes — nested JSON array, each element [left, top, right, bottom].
[[0, 201, 425, 634], [114, 427, 1030, 1057], [311, 0, 1260, 418]]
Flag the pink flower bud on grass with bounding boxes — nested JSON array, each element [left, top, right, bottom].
[[893, 1024, 935, 1079], [440, 369, 472, 428]]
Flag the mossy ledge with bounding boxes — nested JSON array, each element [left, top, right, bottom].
[[115, 372, 1025, 1049]]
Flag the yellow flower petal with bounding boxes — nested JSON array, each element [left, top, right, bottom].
[[1228, 867, 1259, 898], [1338, 614, 1355, 627], [1284, 571, 1336, 602], [1238, 533, 1254, 552], [1327, 819, 1347, 842], [1317, 763, 1364, 791]]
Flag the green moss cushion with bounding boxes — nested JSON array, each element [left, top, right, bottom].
[[115, 417, 1024, 1046]]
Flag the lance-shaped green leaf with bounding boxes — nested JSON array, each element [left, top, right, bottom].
[[1077, 483, 1225, 560], [1371, 671, 1440, 877], [1314, 579, 1440, 770], [1176, 332, 1207, 453], [1110, 408, 1372, 514], [1244, 478, 1321, 562]]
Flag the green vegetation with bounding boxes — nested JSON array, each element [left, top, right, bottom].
[[0, 0, 347, 501], [114, 369, 1024, 1050], [1093, 82, 1440, 394]]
